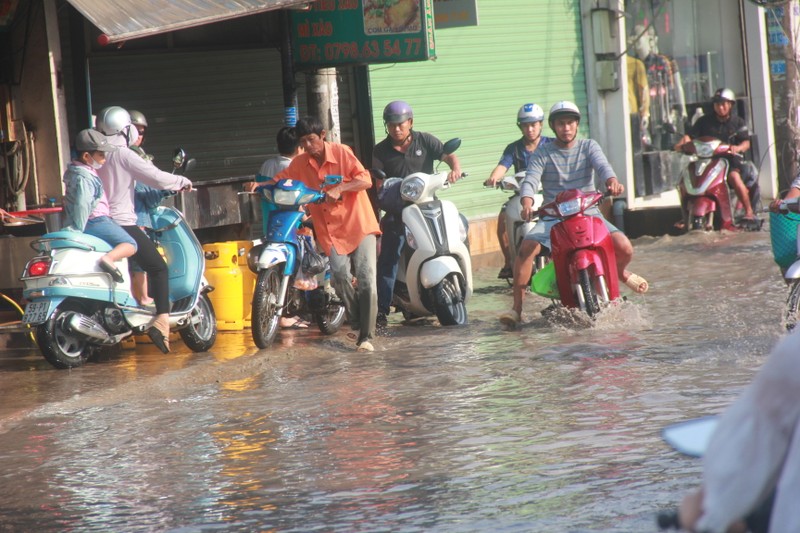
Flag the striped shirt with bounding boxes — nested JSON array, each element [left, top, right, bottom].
[[520, 138, 616, 204]]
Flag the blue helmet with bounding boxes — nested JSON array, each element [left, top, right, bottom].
[[383, 100, 413, 124]]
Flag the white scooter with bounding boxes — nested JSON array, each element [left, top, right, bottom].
[[494, 172, 548, 284], [378, 138, 472, 325]]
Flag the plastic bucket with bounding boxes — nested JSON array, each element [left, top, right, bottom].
[[769, 211, 800, 269], [235, 240, 256, 328], [531, 261, 560, 299]]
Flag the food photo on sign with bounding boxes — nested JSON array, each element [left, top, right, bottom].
[[363, 0, 421, 34]]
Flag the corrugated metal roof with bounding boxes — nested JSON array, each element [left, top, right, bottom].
[[66, 0, 310, 42]]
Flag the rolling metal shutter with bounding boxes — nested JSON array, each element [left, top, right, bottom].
[[368, 0, 588, 218]]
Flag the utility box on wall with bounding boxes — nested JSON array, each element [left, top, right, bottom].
[[596, 60, 619, 91]]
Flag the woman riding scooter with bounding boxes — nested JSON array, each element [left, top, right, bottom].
[[95, 106, 193, 352]]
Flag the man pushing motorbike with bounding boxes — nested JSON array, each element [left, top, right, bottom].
[[673, 88, 760, 230], [499, 101, 648, 329], [372, 100, 463, 328]]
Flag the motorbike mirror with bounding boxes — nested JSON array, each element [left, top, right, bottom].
[[662, 416, 718, 458], [442, 138, 461, 156], [184, 158, 197, 174], [371, 169, 387, 182], [323, 175, 343, 186], [172, 148, 187, 170]]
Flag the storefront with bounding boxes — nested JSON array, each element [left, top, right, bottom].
[[611, 0, 778, 214]]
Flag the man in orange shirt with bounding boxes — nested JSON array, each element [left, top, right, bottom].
[[275, 116, 381, 352]]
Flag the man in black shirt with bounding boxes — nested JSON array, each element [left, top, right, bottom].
[[372, 100, 462, 327], [674, 88, 757, 227]]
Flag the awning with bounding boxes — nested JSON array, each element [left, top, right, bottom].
[[66, 0, 311, 43]]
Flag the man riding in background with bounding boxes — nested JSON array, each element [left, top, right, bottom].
[[673, 88, 759, 230], [484, 103, 553, 280], [499, 101, 648, 329]]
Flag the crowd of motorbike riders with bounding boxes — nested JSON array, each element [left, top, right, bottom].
[[69, 87, 794, 353]]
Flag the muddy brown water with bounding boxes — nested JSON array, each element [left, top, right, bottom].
[[0, 228, 787, 532]]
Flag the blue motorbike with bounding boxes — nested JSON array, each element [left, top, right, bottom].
[[18, 202, 217, 368], [247, 176, 346, 349]]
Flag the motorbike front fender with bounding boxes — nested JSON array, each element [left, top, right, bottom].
[[785, 260, 800, 280], [257, 243, 294, 275], [419, 256, 462, 289], [688, 197, 717, 217]]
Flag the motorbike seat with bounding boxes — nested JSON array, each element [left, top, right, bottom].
[[32, 230, 112, 253]]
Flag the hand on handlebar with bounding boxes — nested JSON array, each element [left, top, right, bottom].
[[606, 178, 624, 197], [447, 169, 465, 184]]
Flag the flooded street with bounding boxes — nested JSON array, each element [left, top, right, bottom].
[[0, 228, 787, 532]]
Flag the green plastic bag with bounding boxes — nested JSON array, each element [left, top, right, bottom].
[[531, 261, 559, 299]]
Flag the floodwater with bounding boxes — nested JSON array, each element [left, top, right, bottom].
[[0, 228, 787, 532]]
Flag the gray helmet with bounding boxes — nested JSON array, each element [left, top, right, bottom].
[[129, 110, 148, 128], [383, 100, 413, 124], [95, 106, 132, 135], [517, 103, 544, 124], [548, 101, 581, 129], [712, 88, 736, 104]]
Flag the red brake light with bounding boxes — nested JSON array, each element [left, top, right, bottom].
[[27, 259, 51, 277]]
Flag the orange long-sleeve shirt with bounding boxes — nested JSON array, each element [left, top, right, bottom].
[[276, 141, 380, 256]]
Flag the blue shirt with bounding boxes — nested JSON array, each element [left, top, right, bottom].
[[497, 136, 554, 174], [62, 162, 103, 231]]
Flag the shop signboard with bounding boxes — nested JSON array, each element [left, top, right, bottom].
[[433, 0, 478, 29], [291, 0, 435, 68]]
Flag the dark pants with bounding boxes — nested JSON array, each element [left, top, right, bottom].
[[123, 225, 170, 315], [377, 217, 404, 315]]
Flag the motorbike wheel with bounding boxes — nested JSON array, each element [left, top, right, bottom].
[[784, 280, 800, 331], [252, 266, 283, 349], [36, 300, 97, 369], [433, 273, 468, 326], [314, 295, 346, 335], [577, 269, 601, 317], [179, 293, 217, 352]]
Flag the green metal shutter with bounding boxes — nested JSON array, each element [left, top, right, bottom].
[[368, 0, 587, 218]]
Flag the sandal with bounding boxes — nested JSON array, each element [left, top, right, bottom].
[[147, 315, 170, 353], [98, 259, 124, 283], [497, 266, 513, 279], [624, 273, 649, 294]]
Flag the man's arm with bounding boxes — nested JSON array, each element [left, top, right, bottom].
[[441, 153, 462, 184]]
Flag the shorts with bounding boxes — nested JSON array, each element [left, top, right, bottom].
[[523, 207, 620, 250], [85, 216, 138, 250]]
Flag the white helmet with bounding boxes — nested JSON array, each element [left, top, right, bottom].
[[95, 106, 138, 147], [517, 103, 544, 124], [548, 101, 581, 129]]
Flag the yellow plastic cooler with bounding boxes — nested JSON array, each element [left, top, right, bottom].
[[202, 242, 244, 331]]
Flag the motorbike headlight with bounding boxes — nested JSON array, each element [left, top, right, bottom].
[[694, 141, 715, 158], [556, 198, 581, 217], [401, 177, 425, 202], [260, 188, 274, 203], [405, 226, 418, 249], [274, 189, 301, 206]]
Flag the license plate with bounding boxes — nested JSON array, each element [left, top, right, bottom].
[[22, 301, 53, 324]]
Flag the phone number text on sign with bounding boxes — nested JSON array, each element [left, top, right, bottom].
[[299, 38, 422, 63]]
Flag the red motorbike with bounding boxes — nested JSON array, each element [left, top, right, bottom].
[[533, 189, 619, 317], [677, 136, 740, 232]]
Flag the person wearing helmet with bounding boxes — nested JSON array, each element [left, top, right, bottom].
[[673, 88, 759, 229], [128, 110, 153, 162], [372, 100, 463, 328], [499, 100, 648, 329], [484, 103, 554, 279], [95, 105, 194, 353]]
